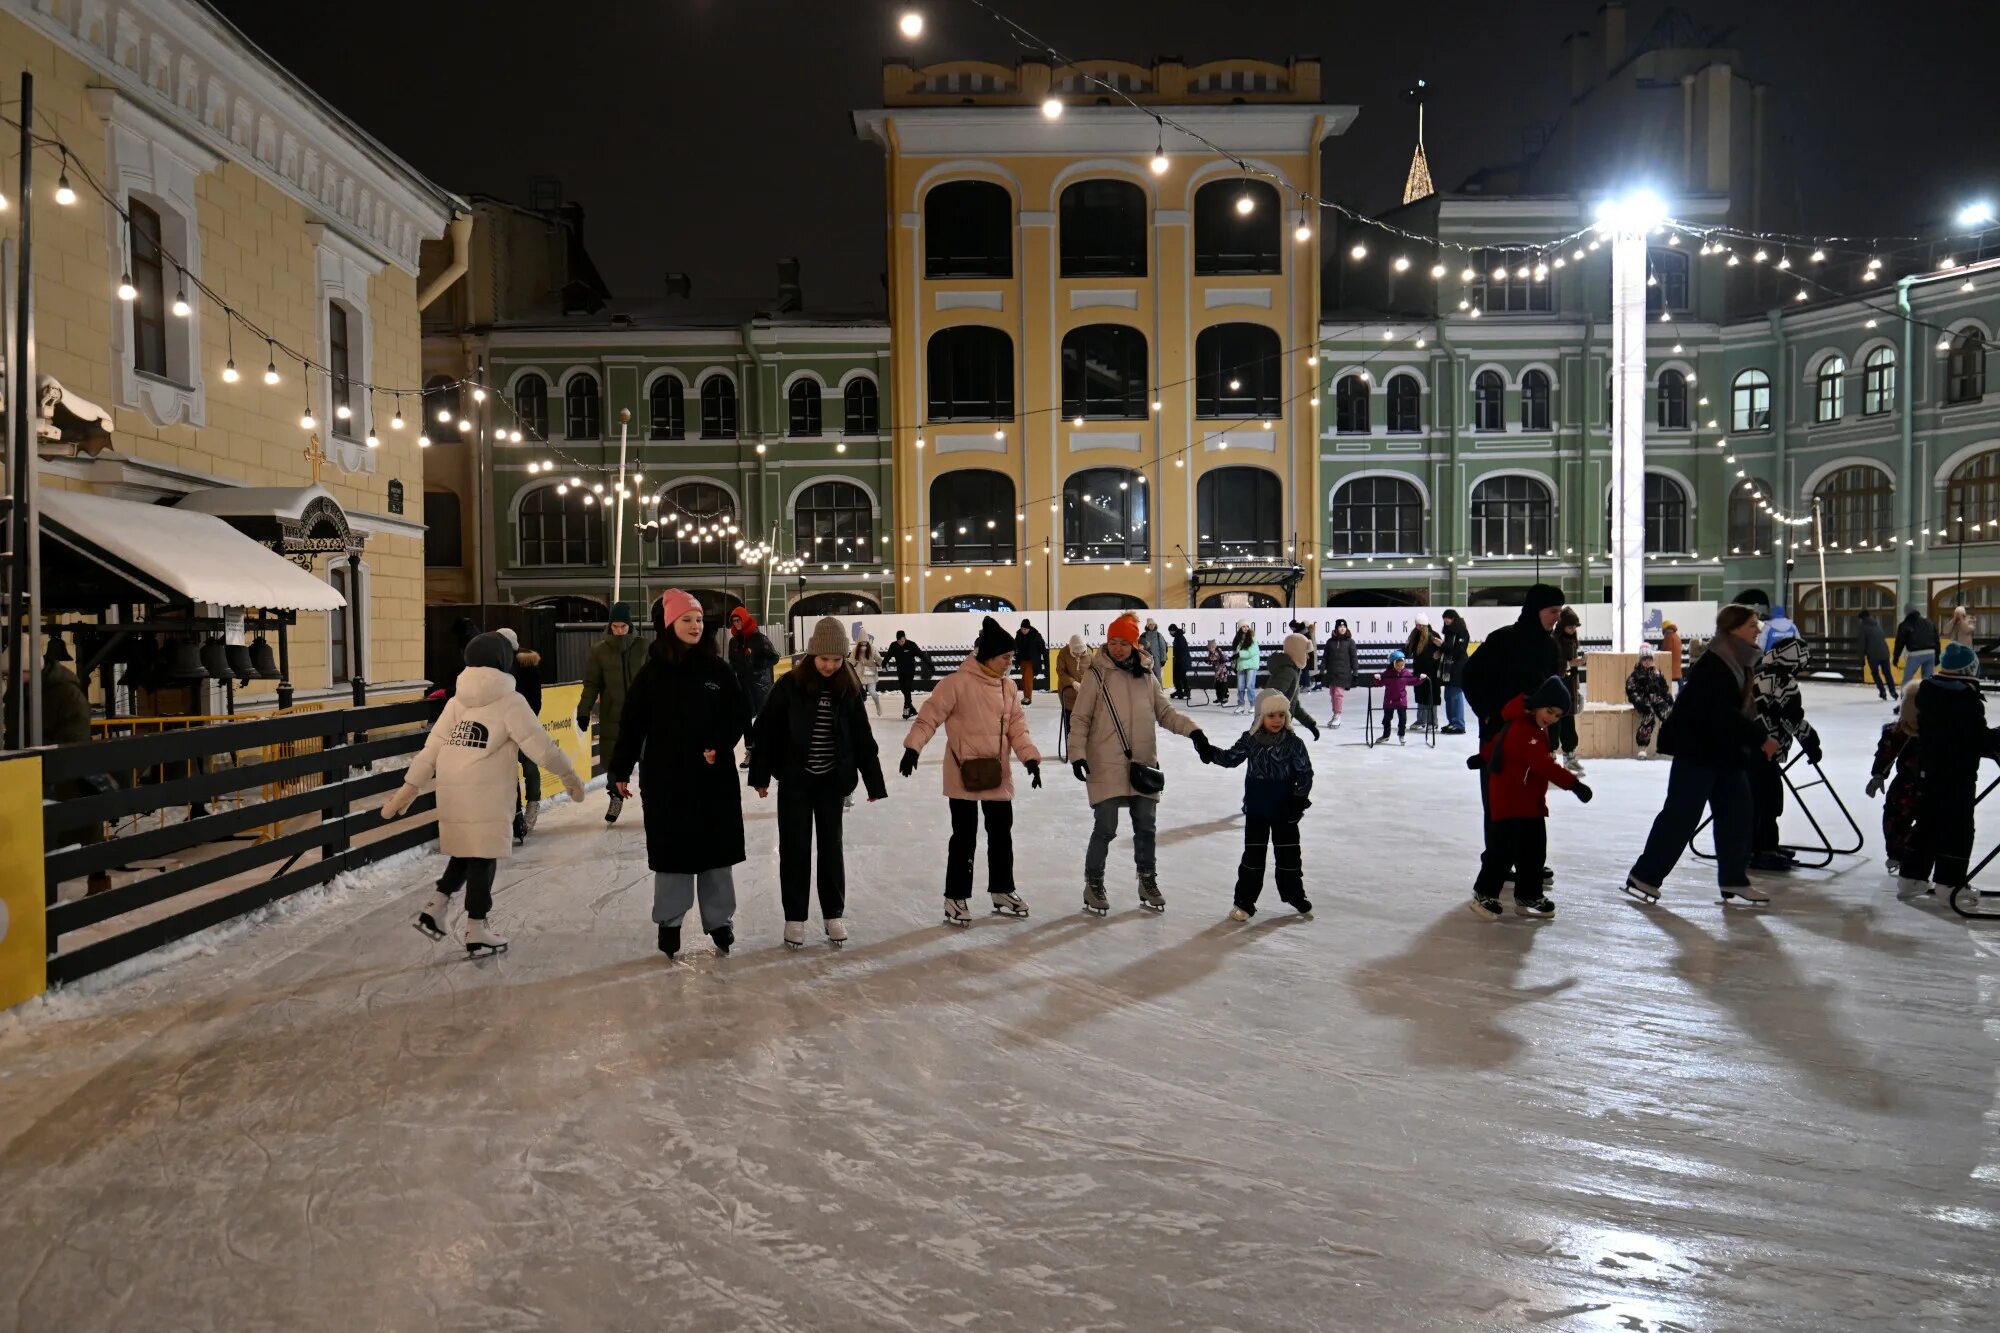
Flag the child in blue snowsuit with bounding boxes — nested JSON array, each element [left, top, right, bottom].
[[1208, 688, 1315, 920]]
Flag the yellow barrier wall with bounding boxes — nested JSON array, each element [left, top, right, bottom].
[[0, 754, 48, 1011], [535, 683, 595, 785]]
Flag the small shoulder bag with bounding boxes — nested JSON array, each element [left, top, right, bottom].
[[953, 707, 1006, 792], [1098, 673, 1165, 794]]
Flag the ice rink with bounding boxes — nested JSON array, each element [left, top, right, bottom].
[[3, 681, 1998, 1331]]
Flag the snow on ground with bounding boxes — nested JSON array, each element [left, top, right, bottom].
[[2, 683, 1998, 1331]]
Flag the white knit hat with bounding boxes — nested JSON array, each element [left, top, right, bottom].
[[1256, 688, 1292, 723]]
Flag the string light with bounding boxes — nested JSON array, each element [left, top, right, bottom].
[[899, 11, 924, 38], [54, 150, 75, 205], [1041, 97, 1063, 119]]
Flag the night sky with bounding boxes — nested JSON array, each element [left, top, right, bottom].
[[208, 0, 2000, 312]]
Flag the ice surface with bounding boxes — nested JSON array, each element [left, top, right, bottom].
[[2, 684, 1998, 1331]]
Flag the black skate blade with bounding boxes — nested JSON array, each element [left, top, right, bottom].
[[463, 940, 509, 957], [412, 915, 445, 941]]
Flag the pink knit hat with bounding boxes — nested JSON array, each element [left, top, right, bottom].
[[654, 588, 701, 631]]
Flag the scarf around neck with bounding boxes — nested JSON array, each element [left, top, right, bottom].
[[1709, 631, 1760, 702]]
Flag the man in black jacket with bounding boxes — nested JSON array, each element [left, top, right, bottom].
[[1459, 584, 1567, 881], [1016, 618, 1048, 704], [1892, 607, 1940, 686], [882, 630, 925, 718]]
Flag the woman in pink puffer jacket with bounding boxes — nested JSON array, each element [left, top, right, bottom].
[[899, 616, 1042, 926]]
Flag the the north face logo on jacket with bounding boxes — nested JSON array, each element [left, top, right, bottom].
[[447, 720, 492, 750]]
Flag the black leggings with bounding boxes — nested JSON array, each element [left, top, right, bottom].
[[946, 798, 1014, 898], [438, 856, 496, 918]]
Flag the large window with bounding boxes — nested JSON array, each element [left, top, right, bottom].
[[1061, 324, 1148, 419], [648, 376, 684, 440], [1193, 179, 1280, 275], [654, 482, 737, 566], [328, 561, 352, 686], [517, 484, 604, 566], [700, 374, 737, 439], [788, 378, 823, 437], [1931, 580, 2000, 640], [795, 480, 873, 564], [1196, 466, 1282, 560], [924, 180, 1012, 279], [1470, 475, 1554, 557], [516, 373, 549, 440], [1815, 355, 1846, 423], [1727, 480, 1775, 554], [1863, 347, 1895, 416], [1647, 247, 1690, 313], [1469, 248, 1552, 313], [565, 372, 602, 440], [1610, 474, 1692, 553], [1059, 178, 1147, 278], [128, 200, 167, 377], [1798, 582, 1896, 641], [1520, 369, 1551, 431], [328, 303, 355, 436], [1657, 368, 1689, 429], [425, 375, 461, 443], [1945, 449, 2000, 543], [423, 490, 462, 568], [1334, 375, 1369, 434], [1387, 373, 1421, 433], [1947, 329, 1987, 404], [843, 378, 879, 436], [1732, 369, 1772, 432], [1330, 476, 1423, 555], [927, 326, 1015, 421], [1473, 369, 1505, 432], [1812, 464, 1892, 548], [930, 469, 1015, 564], [1064, 467, 1148, 562], [1194, 323, 1280, 417]]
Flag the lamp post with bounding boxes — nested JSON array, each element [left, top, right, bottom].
[[1596, 190, 1667, 653]]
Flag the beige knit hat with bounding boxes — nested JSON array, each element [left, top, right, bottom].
[[806, 616, 849, 658]]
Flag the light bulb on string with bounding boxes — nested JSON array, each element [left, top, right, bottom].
[[510, 429, 523, 443], [418, 433, 431, 448], [117, 272, 136, 302], [171, 277, 190, 318], [1811, 249, 1826, 263], [1041, 97, 1063, 119], [365, 424, 380, 449], [54, 152, 75, 206], [1149, 130, 1169, 175], [1236, 190, 1255, 216], [898, 11, 923, 38], [391, 398, 404, 430]]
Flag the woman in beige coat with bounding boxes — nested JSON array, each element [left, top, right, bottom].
[[1056, 634, 1092, 759], [898, 616, 1043, 925], [1068, 613, 1211, 915]]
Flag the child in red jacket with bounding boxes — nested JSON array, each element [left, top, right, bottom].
[[1470, 676, 1593, 920]]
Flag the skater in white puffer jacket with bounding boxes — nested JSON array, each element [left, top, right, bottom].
[[383, 632, 586, 954]]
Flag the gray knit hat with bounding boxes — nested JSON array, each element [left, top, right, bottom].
[[806, 616, 850, 658], [463, 631, 515, 672]]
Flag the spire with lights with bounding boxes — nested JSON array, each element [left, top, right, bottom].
[[1402, 79, 1435, 205]]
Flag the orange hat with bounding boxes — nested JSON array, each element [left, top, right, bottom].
[[1107, 613, 1141, 645]]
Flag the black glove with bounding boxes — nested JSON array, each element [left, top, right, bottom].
[[1865, 775, 1885, 798], [1072, 759, 1090, 782], [1574, 782, 1594, 804], [1305, 720, 1321, 741], [1290, 797, 1312, 821], [574, 712, 589, 733], [898, 747, 919, 778], [1191, 730, 1213, 762], [1803, 733, 1824, 765], [1025, 759, 1042, 789]]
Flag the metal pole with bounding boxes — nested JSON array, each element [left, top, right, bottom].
[[7, 73, 38, 748], [610, 408, 631, 608], [760, 520, 777, 641], [1813, 497, 1828, 632], [1608, 213, 1647, 654]]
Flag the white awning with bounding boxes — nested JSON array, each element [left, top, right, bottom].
[[38, 489, 348, 611]]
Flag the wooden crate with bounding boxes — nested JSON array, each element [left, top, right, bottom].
[[1576, 703, 1639, 759]]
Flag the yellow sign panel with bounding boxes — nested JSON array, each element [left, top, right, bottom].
[[536, 683, 595, 784], [0, 755, 48, 1011]]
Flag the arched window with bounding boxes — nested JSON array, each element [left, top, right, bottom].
[[843, 378, 879, 435], [514, 373, 549, 440], [792, 591, 882, 620], [1646, 247, 1690, 312], [1059, 178, 1147, 278], [1063, 466, 1148, 562], [1470, 475, 1553, 557], [1387, 373, 1421, 433], [1732, 369, 1772, 432], [934, 594, 1017, 614], [1330, 476, 1423, 555], [424, 375, 461, 442], [1196, 466, 1282, 560], [1520, 369, 1551, 431], [1797, 582, 1896, 641], [1610, 474, 1691, 552], [648, 376, 684, 440], [1193, 179, 1280, 275], [924, 180, 1012, 279], [564, 372, 601, 439], [1473, 369, 1505, 432], [927, 326, 1015, 421], [1945, 450, 2000, 543], [1857, 347, 1896, 417], [517, 484, 604, 566], [788, 378, 823, 437], [1727, 479, 1775, 554], [1333, 375, 1369, 434], [1657, 368, 1689, 429], [795, 480, 873, 564], [700, 374, 737, 439], [1930, 581, 2000, 640], [1947, 329, 1988, 404], [1815, 355, 1846, 423], [653, 482, 738, 567], [1061, 324, 1148, 419], [1812, 464, 1892, 548], [1067, 592, 1147, 611], [1194, 323, 1280, 417], [930, 469, 1015, 564]]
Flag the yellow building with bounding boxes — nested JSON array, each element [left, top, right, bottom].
[[854, 57, 1351, 612], [2, 0, 458, 706]]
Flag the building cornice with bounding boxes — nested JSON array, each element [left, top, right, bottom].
[[7, 0, 456, 273], [853, 104, 1354, 156]]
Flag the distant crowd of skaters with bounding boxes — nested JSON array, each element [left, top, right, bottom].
[[381, 587, 1993, 955]]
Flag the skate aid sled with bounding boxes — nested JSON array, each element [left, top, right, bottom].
[[1944, 773, 2000, 919], [1687, 747, 1864, 870]]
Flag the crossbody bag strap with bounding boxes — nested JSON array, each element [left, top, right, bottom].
[[1097, 672, 1134, 759]]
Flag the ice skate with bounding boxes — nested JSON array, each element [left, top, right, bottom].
[[942, 897, 972, 927], [1895, 876, 1932, 899], [1750, 851, 1795, 873], [1719, 882, 1770, 906], [1562, 752, 1585, 776], [1622, 875, 1660, 905], [1330, 717, 1343, 730], [1228, 906, 1253, 922], [412, 890, 452, 941], [1513, 895, 1556, 919], [825, 918, 848, 946], [990, 892, 1029, 918], [1468, 894, 1503, 920], [604, 793, 624, 825], [522, 802, 540, 833], [1136, 874, 1166, 913], [1082, 878, 1109, 916], [710, 925, 735, 955], [464, 919, 509, 957], [1287, 895, 1313, 919], [657, 923, 680, 958], [784, 920, 807, 948]]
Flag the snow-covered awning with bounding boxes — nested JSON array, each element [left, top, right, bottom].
[[37, 489, 348, 611], [174, 483, 356, 556]]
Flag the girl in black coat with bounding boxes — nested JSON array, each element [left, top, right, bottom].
[[1900, 643, 2000, 896], [1439, 610, 1471, 734], [1320, 620, 1358, 729], [750, 616, 889, 947], [1169, 626, 1193, 700], [609, 590, 750, 959]]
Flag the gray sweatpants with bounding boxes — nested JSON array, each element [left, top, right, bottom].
[[654, 867, 736, 933], [1085, 795, 1158, 879]]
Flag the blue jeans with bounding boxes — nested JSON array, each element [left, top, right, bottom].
[[1444, 685, 1466, 730], [1630, 757, 1752, 890], [1236, 676, 1256, 709], [1901, 650, 1936, 684]]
